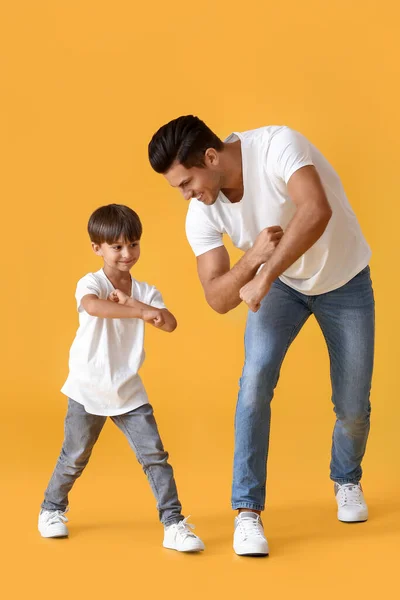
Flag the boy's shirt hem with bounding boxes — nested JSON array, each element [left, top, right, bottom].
[[61, 388, 149, 417]]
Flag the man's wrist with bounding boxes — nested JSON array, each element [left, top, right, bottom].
[[257, 265, 274, 289], [247, 246, 264, 270]]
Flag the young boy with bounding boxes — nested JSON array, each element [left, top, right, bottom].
[[38, 203, 205, 553]]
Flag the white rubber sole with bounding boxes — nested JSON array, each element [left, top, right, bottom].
[[234, 543, 269, 557], [39, 527, 69, 538], [337, 512, 368, 523], [163, 541, 205, 552]]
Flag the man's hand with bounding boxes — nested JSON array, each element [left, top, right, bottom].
[[239, 226, 283, 311], [239, 274, 271, 312], [250, 226, 283, 265]]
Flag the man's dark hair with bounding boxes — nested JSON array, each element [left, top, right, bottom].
[[148, 115, 224, 174], [88, 204, 142, 245]]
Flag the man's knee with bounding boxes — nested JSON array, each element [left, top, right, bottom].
[[239, 353, 281, 403], [336, 405, 371, 438], [242, 349, 281, 380]]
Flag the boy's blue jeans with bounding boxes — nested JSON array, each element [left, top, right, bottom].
[[232, 266, 375, 511], [42, 399, 184, 526]]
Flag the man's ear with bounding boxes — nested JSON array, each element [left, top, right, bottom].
[[204, 148, 219, 167]]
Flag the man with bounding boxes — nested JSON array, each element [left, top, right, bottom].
[[148, 116, 375, 556]]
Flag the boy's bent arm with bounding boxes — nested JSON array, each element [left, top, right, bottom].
[[81, 294, 177, 332], [158, 309, 177, 332], [81, 294, 147, 319], [125, 298, 177, 332]]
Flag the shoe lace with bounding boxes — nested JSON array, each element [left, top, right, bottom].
[[238, 515, 264, 540], [175, 516, 197, 541], [45, 510, 68, 526], [337, 484, 364, 507]]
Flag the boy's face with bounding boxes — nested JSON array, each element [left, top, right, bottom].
[[92, 238, 141, 272]]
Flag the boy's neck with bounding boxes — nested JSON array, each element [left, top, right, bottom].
[[102, 264, 132, 288]]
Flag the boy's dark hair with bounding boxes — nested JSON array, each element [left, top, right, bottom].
[[88, 204, 142, 245], [148, 115, 224, 174]]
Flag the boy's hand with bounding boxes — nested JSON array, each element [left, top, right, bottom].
[[141, 308, 166, 328], [108, 289, 131, 305], [108, 291, 119, 303]]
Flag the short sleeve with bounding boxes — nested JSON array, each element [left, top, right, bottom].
[[267, 127, 314, 184], [185, 201, 224, 257], [75, 274, 101, 312], [145, 285, 166, 310], [134, 281, 167, 309]]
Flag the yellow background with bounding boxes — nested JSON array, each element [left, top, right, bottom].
[[1, 1, 399, 598]]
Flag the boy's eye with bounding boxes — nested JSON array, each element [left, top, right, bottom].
[[112, 246, 121, 250]]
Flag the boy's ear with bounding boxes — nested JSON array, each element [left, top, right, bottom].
[[91, 242, 103, 257]]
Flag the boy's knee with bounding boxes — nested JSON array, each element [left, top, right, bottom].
[[60, 447, 91, 472], [141, 449, 169, 470]]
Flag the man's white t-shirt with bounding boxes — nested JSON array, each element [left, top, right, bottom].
[[61, 269, 166, 416], [185, 126, 371, 295]]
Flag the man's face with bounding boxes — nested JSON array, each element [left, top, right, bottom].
[[164, 152, 223, 206]]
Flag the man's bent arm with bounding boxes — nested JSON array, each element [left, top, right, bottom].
[[255, 166, 332, 288], [197, 245, 265, 314]]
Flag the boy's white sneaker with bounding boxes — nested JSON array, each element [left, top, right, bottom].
[[335, 483, 368, 522], [163, 516, 205, 552], [38, 509, 69, 538], [233, 511, 269, 556]]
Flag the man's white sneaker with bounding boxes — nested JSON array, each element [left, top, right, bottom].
[[335, 483, 368, 522], [163, 516, 205, 552], [38, 509, 69, 538], [233, 511, 269, 556]]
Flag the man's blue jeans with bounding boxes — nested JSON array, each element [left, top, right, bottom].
[[232, 266, 375, 511]]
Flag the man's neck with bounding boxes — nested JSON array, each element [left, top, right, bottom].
[[220, 140, 244, 203]]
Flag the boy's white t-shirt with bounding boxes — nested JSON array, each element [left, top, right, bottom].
[[61, 269, 166, 416], [185, 126, 371, 295]]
